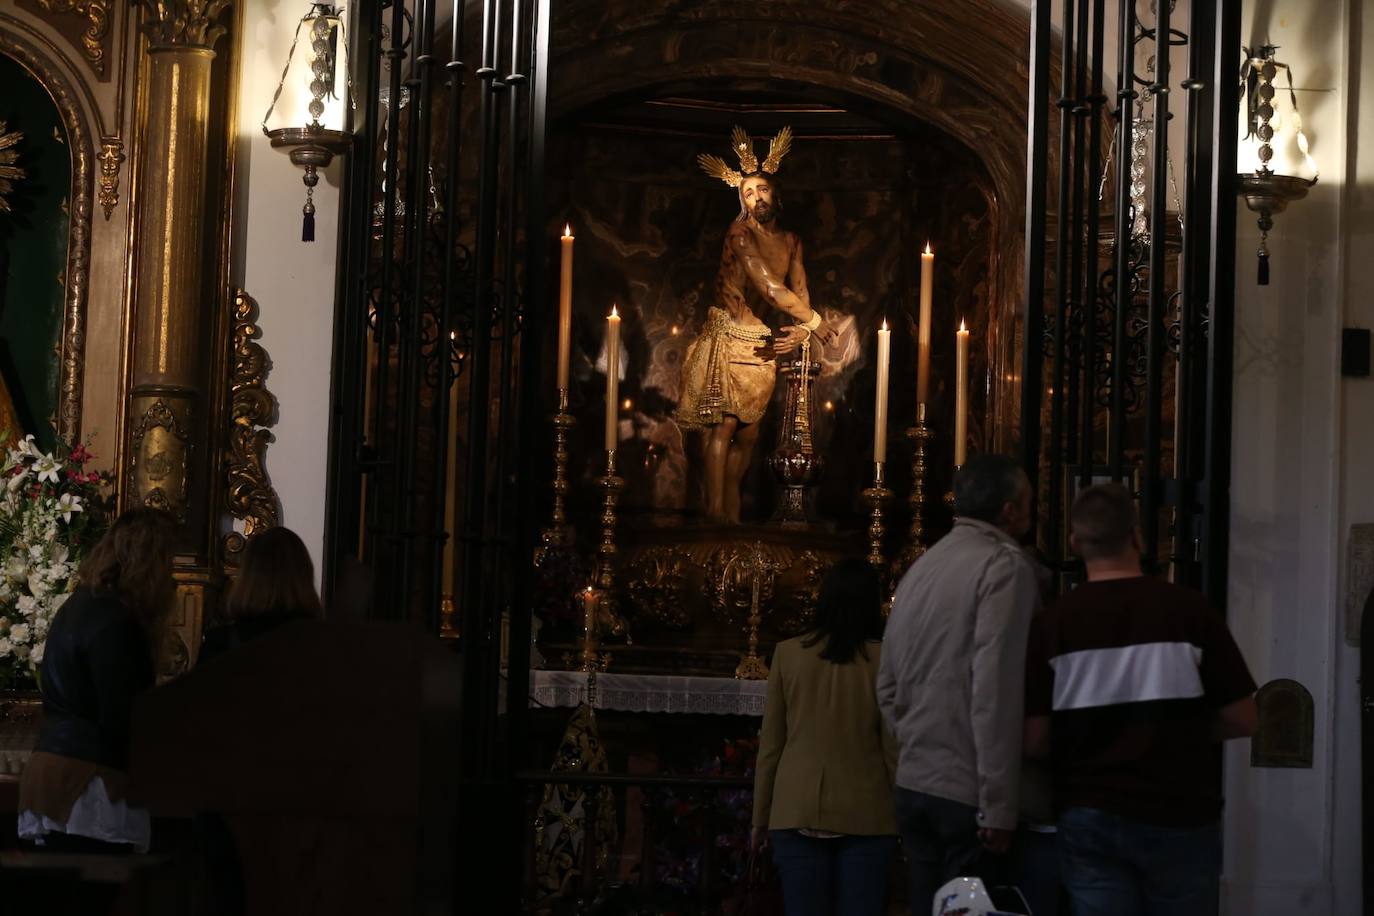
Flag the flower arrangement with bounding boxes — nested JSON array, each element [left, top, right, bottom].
[[0, 436, 113, 689], [648, 734, 759, 895]]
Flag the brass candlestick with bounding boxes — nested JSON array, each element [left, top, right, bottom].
[[535, 387, 575, 565], [862, 461, 892, 571], [439, 594, 459, 640], [596, 449, 624, 590], [590, 449, 629, 665], [900, 403, 934, 571]]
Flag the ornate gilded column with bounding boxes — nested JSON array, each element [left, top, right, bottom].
[[123, 0, 230, 520]]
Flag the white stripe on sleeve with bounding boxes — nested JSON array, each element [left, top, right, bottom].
[[1048, 641, 1204, 711]]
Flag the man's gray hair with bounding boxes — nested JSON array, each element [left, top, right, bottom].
[[952, 454, 1027, 523]]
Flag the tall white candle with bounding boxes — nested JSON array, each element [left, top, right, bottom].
[[955, 319, 969, 468], [604, 305, 621, 451], [917, 243, 934, 406], [557, 225, 574, 391], [874, 319, 891, 463]]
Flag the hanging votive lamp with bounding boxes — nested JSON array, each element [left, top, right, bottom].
[[261, 3, 353, 242], [1236, 44, 1318, 285]]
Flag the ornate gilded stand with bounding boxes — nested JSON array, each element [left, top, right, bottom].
[[732, 546, 783, 680], [769, 341, 824, 527], [535, 387, 576, 564], [580, 449, 629, 670], [862, 461, 892, 571], [899, 404, 934, 572]]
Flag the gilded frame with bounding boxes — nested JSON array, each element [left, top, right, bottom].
[[0, 21, 93, 444]]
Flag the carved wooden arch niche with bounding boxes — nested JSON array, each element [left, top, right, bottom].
[[0, 22, 94, 445], [547, 0, 1051, 452]]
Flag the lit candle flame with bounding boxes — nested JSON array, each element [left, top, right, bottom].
[[924, 242, 933, 255], [959, 319, 967, 332], [610, 304, 619, 318], [563, 224, 572, 238], [881, 318, 888, 332]]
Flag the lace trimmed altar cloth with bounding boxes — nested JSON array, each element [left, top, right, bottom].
[[529, 670, 767, 717]]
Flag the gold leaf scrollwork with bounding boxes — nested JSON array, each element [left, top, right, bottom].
[[0, 122, 24, 213], [129, 398, 193, 520], [137, 0, 233, 50], [706, 543, 788, 624], [96, 138, 123, 219], [223, 289, 280, 564], [625, 547, 694, 629], [34, 0, 111, 77], [774, 550, 828, 636]]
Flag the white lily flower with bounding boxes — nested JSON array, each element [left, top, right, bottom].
[[6, 469, 27, 494], [55, 493, 83, 523], [17, 435, 39, 458], [32, 455, 60, 484]]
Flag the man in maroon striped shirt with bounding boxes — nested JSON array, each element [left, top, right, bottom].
[[1024, 483, 1257, 916]]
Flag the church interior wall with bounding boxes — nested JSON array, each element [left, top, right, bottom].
[[231, 0, 344, 586], [1222, 0, 1363, 913]]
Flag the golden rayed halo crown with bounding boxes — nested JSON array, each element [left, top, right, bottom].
[[696, 125, 794, 188]]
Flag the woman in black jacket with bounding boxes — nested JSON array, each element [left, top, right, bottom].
[[17, 507, 178, 852]]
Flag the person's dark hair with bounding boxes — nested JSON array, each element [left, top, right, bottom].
[[953, 454, 1028, 523], [225, 526, 323, 620], [801, 558, 885, 664], [77, 507, 179, 635], [1070, 483, 1138, 559]]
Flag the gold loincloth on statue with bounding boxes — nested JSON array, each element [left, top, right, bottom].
[[676, 307, 776, 428]]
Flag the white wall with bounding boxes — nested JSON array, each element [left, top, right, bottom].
[[232, 0, 342, 587], [1223, 0, 1363, 913]]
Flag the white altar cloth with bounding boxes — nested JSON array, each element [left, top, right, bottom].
[[528, 670, 767, 717]]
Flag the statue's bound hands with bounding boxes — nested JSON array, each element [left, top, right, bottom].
[[763, 325, 810, 357], [811, 317, 838, 346]]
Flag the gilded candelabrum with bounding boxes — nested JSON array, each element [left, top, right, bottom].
[[862, 461, 892, 572], [736, 555, 771, 680], [535, 387, 575, 564], [900, 403, 934, 572], [730, 543, 785, 681], [583, 449, 629, 669]]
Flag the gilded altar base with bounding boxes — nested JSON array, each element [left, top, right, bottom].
[[539, 523, 854, 677]]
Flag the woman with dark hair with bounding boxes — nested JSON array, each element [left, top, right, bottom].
[[18, 506, 179, 853], [199, 526, 322, 664], [751, 558, 899, 916]]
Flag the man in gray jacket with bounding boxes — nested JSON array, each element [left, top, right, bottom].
[[878, 454, 1039, 912]]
